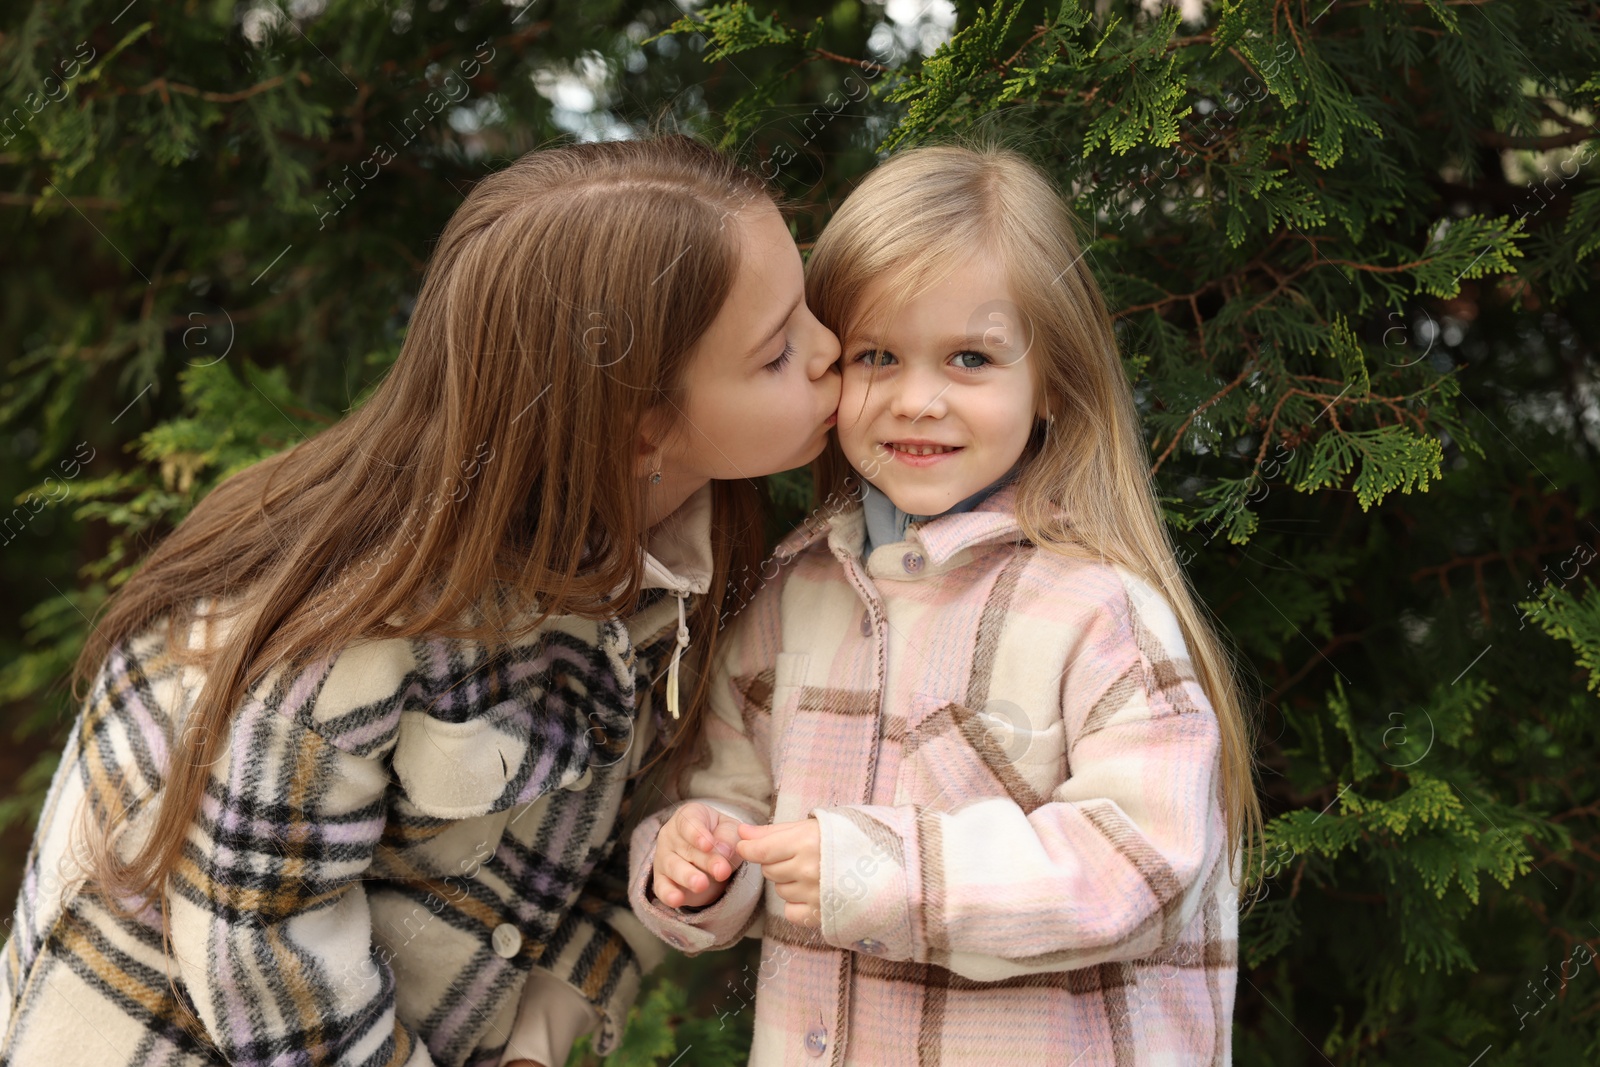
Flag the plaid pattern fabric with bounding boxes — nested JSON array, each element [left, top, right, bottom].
[[0, 590, 685, 1066], [629, 484, 1239, 1066]]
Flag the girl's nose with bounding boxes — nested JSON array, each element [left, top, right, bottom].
[[888, 365, 949, 422], [802, 313, 841, 381]]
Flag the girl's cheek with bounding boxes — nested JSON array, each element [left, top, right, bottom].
[[838, 383, 868, 417]]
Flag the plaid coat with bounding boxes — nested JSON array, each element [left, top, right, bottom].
[[0, 488, 717, 1067], [628, 484, 1239, 1066]]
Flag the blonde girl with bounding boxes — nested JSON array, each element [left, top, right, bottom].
[[0, 134, 841, 1067], [628, 143, 1260, 1066]]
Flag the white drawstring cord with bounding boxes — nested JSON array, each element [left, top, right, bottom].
[[666, 590, 690, 719]]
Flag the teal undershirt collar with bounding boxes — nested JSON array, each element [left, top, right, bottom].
[[860, 461, 1022, 559]]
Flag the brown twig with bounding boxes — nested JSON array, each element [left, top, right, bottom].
[[131, 71, 311, 103], [999, 26, 1051, 72], [1475, 127, 1597, 151], [1150, 359, 1256, 475], [809, 48, 888, 75], [1264, 633, 1368, 704]]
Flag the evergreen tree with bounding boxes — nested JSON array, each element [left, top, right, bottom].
[[3, 1, 1598, 1063]]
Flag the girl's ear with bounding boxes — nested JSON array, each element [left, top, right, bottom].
[[636, 405, 672, 478]]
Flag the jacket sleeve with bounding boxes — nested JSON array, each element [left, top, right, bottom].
[[626, 583, 783, 955], [809, 567, 1229, 981], [164, 637, 438, 1067]]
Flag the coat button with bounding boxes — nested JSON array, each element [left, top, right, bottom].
[[859, 610, 872, 636], [853, 937, 881, 953], [491, 922, 522, 958], [804, 1024, 828, 1057], [902, 551, 924, 574], [562, 765, 593, 790]]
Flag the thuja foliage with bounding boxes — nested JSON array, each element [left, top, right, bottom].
[[618, 2, 1600, 1062], [3, 1, 1599, 1064]]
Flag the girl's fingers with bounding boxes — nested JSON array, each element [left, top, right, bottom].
[[652, 870, 689, 907], [736, 830, 811, 867], [660, 883, 684, 908], [735, 828, 796, 865], [710, 817, 744, 860], [752, 855, 808, 884], [675, 803, 719, 852], [666, 823, 734, 882], [676, 801, 739, 854], [683, 845, 733, 883], [661, 849, 721, 893], [658, 853, 703, 895], [770, 879, 803, 903], [784, 900, 822, 928], [737, 819, 800, 841]]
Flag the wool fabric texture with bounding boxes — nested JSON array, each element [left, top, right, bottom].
[[0, 486, 718, 1067], [628, 483, 1239, 1066]]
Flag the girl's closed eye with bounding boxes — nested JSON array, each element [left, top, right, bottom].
[[765, 339, 795, 373]]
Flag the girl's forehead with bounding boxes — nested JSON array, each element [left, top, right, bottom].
[[848, 266, 1028, 344]]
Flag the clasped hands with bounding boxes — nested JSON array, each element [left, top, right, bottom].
[[650, 801, 821, 928]]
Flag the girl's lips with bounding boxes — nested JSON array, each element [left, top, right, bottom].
[[824, 412, 838, 426], [883, 442, 962, 468]]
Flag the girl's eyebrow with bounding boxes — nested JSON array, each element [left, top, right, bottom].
[[851, 333, 1005, 350], [745, 294, 802, 360], [943, 334, 1006, 349]]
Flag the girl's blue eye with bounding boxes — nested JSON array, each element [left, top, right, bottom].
[[765, 340, 795, 373], [854, 349, 895, 367], [952, 350, 990, 370]]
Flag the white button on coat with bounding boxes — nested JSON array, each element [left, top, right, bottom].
[[804, 1024, 828, 1056], [491, 922, 522, 958], [902, 551, 925, 574]]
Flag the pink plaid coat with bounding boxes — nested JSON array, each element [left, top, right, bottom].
[[627, 483, 1239, 1066]]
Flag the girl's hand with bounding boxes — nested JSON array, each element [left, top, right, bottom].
[[652, 802, 744, 909], [736, 817, 822, 928]]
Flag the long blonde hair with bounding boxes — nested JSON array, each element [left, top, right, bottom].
[[806, 142, 1262, 887], [74, 134, 773, 908]]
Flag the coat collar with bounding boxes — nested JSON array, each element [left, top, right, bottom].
[[774, 481, 1037, 572], [631, 481, 714, 722], [637, 482, 714, 596]]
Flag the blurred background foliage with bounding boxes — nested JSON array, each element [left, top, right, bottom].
[[3, 0, 1599, 1063]]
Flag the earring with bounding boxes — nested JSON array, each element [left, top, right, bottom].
[[649, 457, 663, 485]]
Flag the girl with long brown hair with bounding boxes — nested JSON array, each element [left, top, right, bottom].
[[0, 133, 840, 1067], [628, 142, 1260, 1066]]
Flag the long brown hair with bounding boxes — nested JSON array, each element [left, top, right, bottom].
[[805, 142, 1264, 889], [74, 134, 774, 907]]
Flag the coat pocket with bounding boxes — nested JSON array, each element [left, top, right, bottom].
[[769, 653, 881, 817], [901, 691, 1062, 815]]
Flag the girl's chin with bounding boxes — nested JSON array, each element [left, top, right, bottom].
[[874, 485, 966, 515], [767, 433, 831, 475]]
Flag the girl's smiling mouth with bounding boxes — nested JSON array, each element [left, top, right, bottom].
[[883, 440, 963, 466]]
